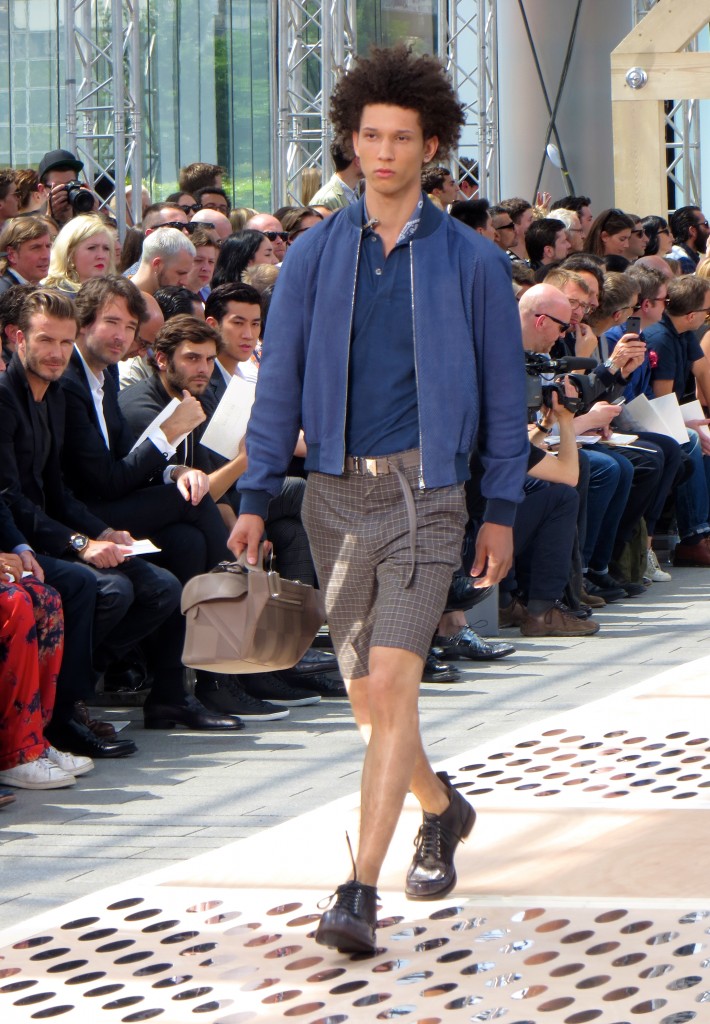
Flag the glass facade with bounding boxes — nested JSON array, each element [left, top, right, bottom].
[[0, 1, 438, 208], [0, 0, 271, 208]]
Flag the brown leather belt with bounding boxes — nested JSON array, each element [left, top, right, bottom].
[[344, 449, 421, 588]]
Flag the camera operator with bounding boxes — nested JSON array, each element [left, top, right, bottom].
[[38, 150, 98, 227]]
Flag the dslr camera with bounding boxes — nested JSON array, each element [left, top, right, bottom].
[[525, 352, 605, 416], [63, 180, 95, 214]]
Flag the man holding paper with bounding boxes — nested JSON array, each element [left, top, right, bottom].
[[645, 275, 710, 567]]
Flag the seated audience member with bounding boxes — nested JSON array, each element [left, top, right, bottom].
[[230, 206, 258, 232], [0, 284, 36, 366], [130, 227, 196, 295], [0, 217, 52, 293], [194, 185, 231, 217], [634, 254, 674, 278], [118, 314, 323, 716], [42, 214, 116, 292], [155, 285, 205, 321], [205, 282, 263, 396], [141, 201, 189, 233], [552, 208, 585, 253], [300, 167, 322, 207], [308, 141, 362, 210], [14, 169, 46, 216], [457, 158, 478, 198], [585, 208, 635, 259], [165, 192, 201, 220], [499, 197, 534, 261], [118, 291, 164, 389], [245, 212, 289, 262], [421, 165, 459, 207], [642, 215, 673, 257], [0, 507, 94, 790], [669, 205, 709, 273], [449, 199, 496, 241], [0, 289, 191, 755], [551, 195, 594, 243], [646, 274, 710, 405], [186, 227, 219, 299], [543, 267, 597, 358], [525, 218, 570, 270], [191, 208, 233, 242], [118, 227, 145, 273], [179, 162, 225, 196], [211, 230, 276, 289], [489, 205, 519, 259], [626, 215, 649, 262], [280, 206, 324, 248]]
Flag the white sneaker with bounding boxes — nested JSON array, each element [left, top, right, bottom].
[[44, 746, 94, 777], [647, 548, 672, 582], [0, 759, 76, 790]]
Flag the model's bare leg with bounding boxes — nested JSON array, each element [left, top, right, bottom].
[[345, 646, 449, 886]]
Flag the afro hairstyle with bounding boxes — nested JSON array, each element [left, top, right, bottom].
[[330, 45, 465, 159]]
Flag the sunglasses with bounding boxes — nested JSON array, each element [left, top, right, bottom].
[[178, 203, 202, 214], [262, 231, 289, 242], [495, 221, 515, 231], [534, 310, 571, 334], [630, 228, 647, 237]]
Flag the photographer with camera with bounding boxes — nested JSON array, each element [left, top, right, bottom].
[[38, 150, 98, 226]]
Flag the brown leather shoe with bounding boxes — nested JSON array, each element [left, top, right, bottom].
[[499, 595, 526, 628], [72, 701, 117, 740], [580, 587, 606, 609], [673, 539, 710, 567], [521, 603, 600, 637]]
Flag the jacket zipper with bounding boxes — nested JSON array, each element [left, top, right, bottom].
[[341, 230, 363, 471], [409, 242, 425, 489]]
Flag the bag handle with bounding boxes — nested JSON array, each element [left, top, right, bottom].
[[236, 543, 273, 574]]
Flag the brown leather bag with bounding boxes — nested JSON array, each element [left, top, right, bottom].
[[181, 550, 326, 673]]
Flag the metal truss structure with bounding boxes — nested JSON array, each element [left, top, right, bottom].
[[632, 0, 702, 209], [438, 0, 499, 201], [64, 0, 143, 237], [271, 0, 357, 207]]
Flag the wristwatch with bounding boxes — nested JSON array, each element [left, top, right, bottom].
[[68, 533, 89, 554]]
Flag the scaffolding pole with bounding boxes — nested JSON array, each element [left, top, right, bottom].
[[273, 0, 356, 208], [632, 0, 702, 209], [63, 0, 143, 237], [439, 0, 499, 200]]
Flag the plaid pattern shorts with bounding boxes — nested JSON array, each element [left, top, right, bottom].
[[301, 457, 467, 679]]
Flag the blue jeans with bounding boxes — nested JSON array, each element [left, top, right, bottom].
[[675, 429, 710, 540], [582, 448, 633, 571]]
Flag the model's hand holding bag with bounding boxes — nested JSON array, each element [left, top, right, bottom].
[[181, 546, 325, 673]]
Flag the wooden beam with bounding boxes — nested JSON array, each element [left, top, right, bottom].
[[612, 98, 667, 215], [614, 0, 710, 56], [611, 51, 710, 102]]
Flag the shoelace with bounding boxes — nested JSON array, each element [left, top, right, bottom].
[[412, 817, 446, 864]]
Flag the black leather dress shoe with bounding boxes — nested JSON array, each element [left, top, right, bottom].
[[422, 652, 461, 683], [406, 771, 476, 900], [583, 572, 626, 603], [444, 575, 493, 612], [434, 626, 515, 661], [46, 719, 137, 759], [315, 880, 379, 953], [289, 648, 340, 676], [276, 672, 347, 698], [143, 694, 243, 730]]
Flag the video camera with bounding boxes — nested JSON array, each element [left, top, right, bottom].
[[525, 352, 606, 416], [63, 180, 95, 214]]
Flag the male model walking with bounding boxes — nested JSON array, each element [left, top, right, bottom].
[[229, 46, 529, 953]]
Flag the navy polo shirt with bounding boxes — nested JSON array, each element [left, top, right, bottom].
[[645, 312, 704, 399], [344, 206, 423, 457]]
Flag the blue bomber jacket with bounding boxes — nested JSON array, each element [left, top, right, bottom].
[[238, 195, 529, 527]]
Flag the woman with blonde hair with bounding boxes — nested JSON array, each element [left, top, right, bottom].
[[42, 213, 116, 292]]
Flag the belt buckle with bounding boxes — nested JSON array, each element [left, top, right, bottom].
[[352, 456, 377, 476]]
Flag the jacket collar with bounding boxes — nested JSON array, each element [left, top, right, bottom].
[[344, 191, 444, 239]]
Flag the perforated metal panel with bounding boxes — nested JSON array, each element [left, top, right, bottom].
[[1, 885, 709, 1022]]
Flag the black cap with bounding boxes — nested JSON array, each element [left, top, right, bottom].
[[38, 148, 84, 181]]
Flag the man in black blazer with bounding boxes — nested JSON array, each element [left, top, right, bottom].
[[0, 289, 239, 753], [61, 277, 232, 582]]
